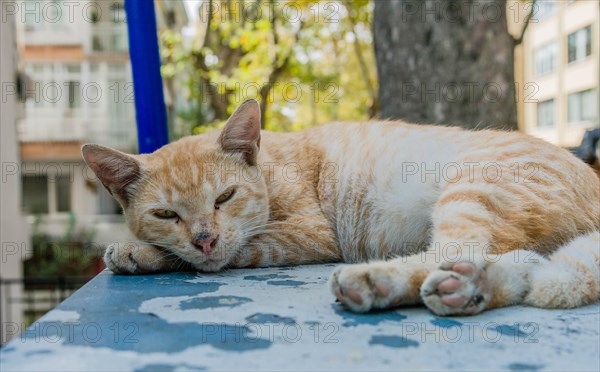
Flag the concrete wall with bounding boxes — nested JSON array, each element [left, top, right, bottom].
[[1, 11, 28, 344]]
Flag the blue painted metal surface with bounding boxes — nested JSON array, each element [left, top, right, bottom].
[[125, 0, 169, 153], [1, 264, 599, 371]]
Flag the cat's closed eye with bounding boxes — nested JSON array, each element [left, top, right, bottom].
[[153, 209, 179, 220], [215, 188, 236, 208]]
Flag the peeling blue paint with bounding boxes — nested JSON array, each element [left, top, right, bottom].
[[245, 313, 296, 325], [431, 318, 463, 328], [494, 324, 528, 338], [24, 350, 52, 356], [3, 266, 599, 371], [331, 303, 407, 327], [369, 335, 419, 348], [180, 296, 252, 310], [304, 321, 321, 326], [276, 266, 299, 271], [243, 274, 292, 281], [21, 318, 271, 353], [134, 363, 207, 371], [508, 362, 545, 371], [266, 280, 306, 286], [16, 273, 270, 353]]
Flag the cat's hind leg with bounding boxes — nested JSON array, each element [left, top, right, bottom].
[[331, 181, 599, 315], [331, 183, 529, 314], [331, 185, 502, 314], [412, 184, 551, 316], [329, 248, 541, 315], [523, 231, 600, 308], [422, 231, 600, 315], [330, 256, 436, 313]]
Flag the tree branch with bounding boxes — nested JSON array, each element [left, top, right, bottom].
[[342, 1, 376, 98], [201, 0, 213, 48], [259, 18, 305, 128]]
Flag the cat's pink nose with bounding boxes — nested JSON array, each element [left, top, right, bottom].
[[192, 233, 219, 254]]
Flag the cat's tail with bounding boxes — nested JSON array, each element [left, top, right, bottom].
[[524, 231, 600, 308]]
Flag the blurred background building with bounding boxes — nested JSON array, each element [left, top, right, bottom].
[[519, 0, 599, 147], [17, 0, 187, 240]]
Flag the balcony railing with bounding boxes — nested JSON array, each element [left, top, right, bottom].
[[0, 276, 93, 330]]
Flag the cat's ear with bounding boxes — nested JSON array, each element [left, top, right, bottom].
[[81, 144, 141, 205], [218, 99, 261, 165]]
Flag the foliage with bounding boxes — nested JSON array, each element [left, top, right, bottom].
[[159, 0, 378, 136], [23, 214, 99, 278]]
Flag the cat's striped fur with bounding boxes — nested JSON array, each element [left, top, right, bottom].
[[83, 100, 600, 316]]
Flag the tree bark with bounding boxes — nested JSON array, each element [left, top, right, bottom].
[[374, 0, 518, 130]]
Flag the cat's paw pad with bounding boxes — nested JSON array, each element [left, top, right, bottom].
[[330, 263, 407, 313], [420, 262, 490, 316]]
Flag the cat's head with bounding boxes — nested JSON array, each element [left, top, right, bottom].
[[82, 100, 269, 272]]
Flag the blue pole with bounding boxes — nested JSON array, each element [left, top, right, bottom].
[[125, 0, 169, 154]]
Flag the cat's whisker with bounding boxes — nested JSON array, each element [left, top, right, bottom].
[[148, 251, 180, 266], [243, 228, 299, 237], [175, 257, 189, 272], [242, 221, 301, 232], [124, 239, 175, 251], [237, 212, 272, 229], [240, 223, 303, 239]]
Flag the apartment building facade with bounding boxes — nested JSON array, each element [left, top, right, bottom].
[[16, 1, 188, 243], [520, 0, 599, 147]]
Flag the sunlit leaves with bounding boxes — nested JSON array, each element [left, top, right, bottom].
[[159, 0, 378, 135]]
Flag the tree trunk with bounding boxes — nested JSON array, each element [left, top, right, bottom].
[[374, 0, 517, 130]]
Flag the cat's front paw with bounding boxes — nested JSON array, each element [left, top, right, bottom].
[[329, 262, 409, 313], [104, 243, 175, 274], [420, 262, 490, 316]]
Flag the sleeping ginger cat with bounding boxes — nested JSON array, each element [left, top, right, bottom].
[[82, 100, 600, 316]]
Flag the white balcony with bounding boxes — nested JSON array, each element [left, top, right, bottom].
[[22, 22, 83, 46], [18, 115, 137, 151], [89, 23, 129, 55], [18, 114, 86, 142], [19, 61, 137, 151]]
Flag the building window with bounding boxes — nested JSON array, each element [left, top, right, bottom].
[[111, 3, 126, 23], [537, 99, 555, 128], [568, 89, 598, 125], [21, 173, 72, 214], [64, 64, 81, 74], [66, 81, 81, 109], [535, 1, 557, 20], [568, 26, 592, 63], [56, 174, 71, 212], [24, 0, 67, 29], [534, 42, 557, 76], [22, 175, 49, 214]]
